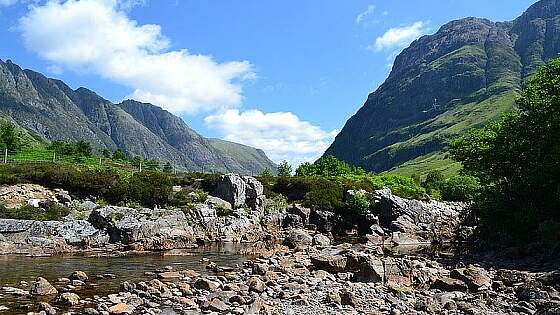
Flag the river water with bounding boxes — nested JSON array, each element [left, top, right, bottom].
[[0, 243, 250, 314]]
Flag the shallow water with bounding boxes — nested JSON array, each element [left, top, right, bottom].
[[0, 243, 250, 314]]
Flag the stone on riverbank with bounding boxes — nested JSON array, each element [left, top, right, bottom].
[[30, 277, 58, 296]]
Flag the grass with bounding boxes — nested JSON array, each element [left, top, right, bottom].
[[387, 152, 462, 178], [375, 90, 519, 176]]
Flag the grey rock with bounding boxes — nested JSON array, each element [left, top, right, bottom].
[[283, 229, 313, 249], [312, 233, 331, 246], [215, 174, 247, 208], [30, 277, 58, 296]]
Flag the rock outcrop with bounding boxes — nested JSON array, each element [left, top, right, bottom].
[[367, 189, 463, 245], [214, 174, 266, 211]]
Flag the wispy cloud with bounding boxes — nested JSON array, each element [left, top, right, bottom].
[[18, 0, 255, 114], [205, 109, 338, 166], [372, 21, 429, 52], [355, 5, 375, 24]]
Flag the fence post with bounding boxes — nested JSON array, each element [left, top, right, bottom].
[[4, 148, 7, 164], [139, 161, 142, 172], [53, 151, 56, 163]]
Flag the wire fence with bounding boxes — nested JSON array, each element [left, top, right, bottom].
[[0, 148, 262, 176]]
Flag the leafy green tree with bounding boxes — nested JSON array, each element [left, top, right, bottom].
[[295, 155, 364, 177], [163, 162, 173, 173], [449, 58, 560, 242], [260, 168, 273, 178], [73, 140, 92, 157], [102, 149, 112, 158], [144, 158, 160, 171], [131, 156, 142, 168], [0, 121, 20, 152], [112, 149, 127, 161], [277, 160, 292, 177], [49, 140, 66, 154]]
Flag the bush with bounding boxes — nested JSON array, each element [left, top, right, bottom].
[[0, 163, 172, 208], [295, 155, 365, 177], [439, 175, 480, 201], [345, 190, 371, 215], [128, 171, 172, 207], [0, 202, 70, 221]]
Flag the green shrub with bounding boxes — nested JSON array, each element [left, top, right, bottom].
[[0, 202, 70, 221], [302, 179, 345, 212], [345, 190, 371, 215], [265, 194, 289, 213], [128, 171, 172, 208], [439, 175, 480, 201]]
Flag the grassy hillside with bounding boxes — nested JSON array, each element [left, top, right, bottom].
[[208, 139, 277, 175]]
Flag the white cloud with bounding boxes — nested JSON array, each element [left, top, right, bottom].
[[373, 21, 429, 51], [204, 109, 338, 167], [355, 5, 375, 24], [18, 0, 255, 114]]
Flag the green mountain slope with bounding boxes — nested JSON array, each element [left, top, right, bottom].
[[325, 0, 560, 175], [0, 60, 275, 174], [208, 139, 277, 175]]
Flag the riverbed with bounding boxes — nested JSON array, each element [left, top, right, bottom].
[[0, 243, 250, 314]]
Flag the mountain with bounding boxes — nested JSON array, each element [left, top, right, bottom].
[[325, 0, 560, 176], [208, 139, 276, 175], [0, 59, 276, 174]]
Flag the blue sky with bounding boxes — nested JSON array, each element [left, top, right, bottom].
[[0, 0, 537, 165]]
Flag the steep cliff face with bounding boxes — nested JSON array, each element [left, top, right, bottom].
[[0, 60, 276, 174], [325, 0, 560, 175]]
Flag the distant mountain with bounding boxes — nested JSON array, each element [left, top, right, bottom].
[[0, 59, 276, 174], [208, 139, 276, 175], [325, 0, 560, 176]]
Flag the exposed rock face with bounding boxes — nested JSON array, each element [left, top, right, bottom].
[[88, 206, 195, 248], [213, 174, 266, 211], [215, 174, 247, 208], [283, 229, 313, 249], [369, 188, 463, 245], [325, 0, 560, 173]]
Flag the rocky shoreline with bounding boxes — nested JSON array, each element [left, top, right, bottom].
[[3, 229, 559, 314], [0, 175, 558, 314]]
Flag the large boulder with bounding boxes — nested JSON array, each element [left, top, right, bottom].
[[215, 174, 247, 208], [30, 277, 58, 296], [88, 206, 194, 248], [310, 253, 347, 273], [450, 266, 492, 292], [283, 229, 313, 249], [372, 189, 463, 244], [214, 174, 266, 211]]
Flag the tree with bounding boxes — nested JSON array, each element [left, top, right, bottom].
[[449, 58, 560, 243], [0, 121, 20, 152], [295, 155, 363, 177], [163, 162, 173, 173], [131, 156, 142, 168], [73, 140, 92, 157], [49, 140, 66, 154], [144, 158, 160, 171], [102, 149, 112, 158], [277, 160, 292, 177], [260, 168, 273, 178], [112, 149, 127, 161]]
